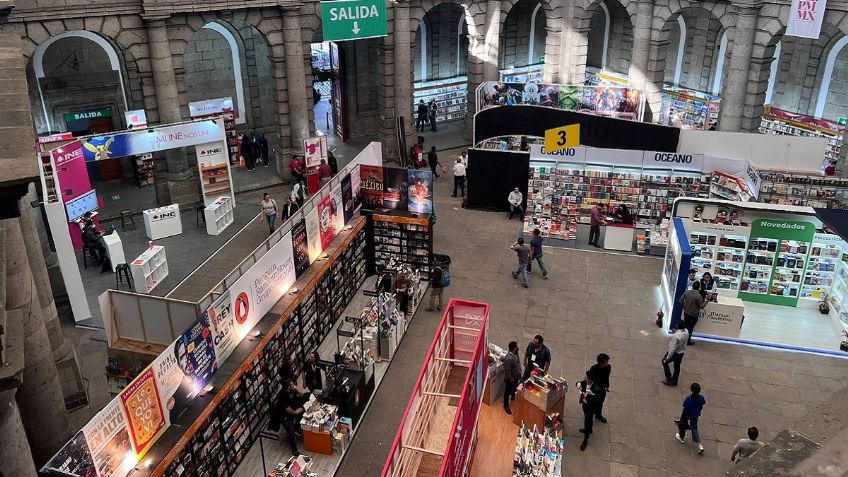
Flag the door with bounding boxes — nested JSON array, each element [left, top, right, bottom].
[[330, 42, 347, 141]]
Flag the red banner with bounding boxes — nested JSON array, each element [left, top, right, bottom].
[[317, 194, 335, 251]]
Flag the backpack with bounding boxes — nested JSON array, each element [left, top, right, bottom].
[[434, 265, 450, 287]]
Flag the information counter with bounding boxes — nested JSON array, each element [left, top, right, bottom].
[[143, 204, 182, 240], [512, 374, 567, 429], [603, 224, 635, 251], [698, 296, 745, 338]]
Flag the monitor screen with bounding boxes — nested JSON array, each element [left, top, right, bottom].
[[65, 190, 98, 222]]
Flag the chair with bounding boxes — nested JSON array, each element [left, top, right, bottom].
[[120, 209, 136, 231], [82, 246, 96, 270], [196, 205, 206, 227], [115, 263, 133, 290]]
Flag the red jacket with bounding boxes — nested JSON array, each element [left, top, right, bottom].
[[318, 163, 333, 179]]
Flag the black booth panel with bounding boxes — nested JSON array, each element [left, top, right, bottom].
[[467, 149, 530, 211], [474, 106, 680, 152]]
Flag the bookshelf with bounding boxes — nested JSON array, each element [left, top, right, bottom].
[[759, 172, 848, 209], [130, 245, 169, 293], [413, 76, 468, 123], [204, 196, 234, 236], [372, 212, 433, 280], [759, 106, 843, 167]]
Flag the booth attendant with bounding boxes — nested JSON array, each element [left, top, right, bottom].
[[522, 334, 551, 380], [507, 187, 524, 220]]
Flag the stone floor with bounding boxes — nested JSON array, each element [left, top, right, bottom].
[[335, 147, 848, 477]]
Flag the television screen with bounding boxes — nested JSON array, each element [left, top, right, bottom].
[[65, 190, 98, 221]]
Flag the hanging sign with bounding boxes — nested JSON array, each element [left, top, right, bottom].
[[81, 119, 226, 161], [303, 136, 328, 168], [320, 0, 388, 41], [544, 124, 580, 153], [786, 0, 827, 39], [64, 108, 112, 122], [125, 110, 148, 129], [188, 97, 234, 118]]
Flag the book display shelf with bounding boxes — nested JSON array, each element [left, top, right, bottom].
[[130, 245, 169, 293], [828, 250, 848, 329], [161, 226, 367, 477], [759, 106, 843, 166], [372, 212, 433, 280], [759, 172, 848, 209], [413, 76, 468, 123], [801, 235, 840, 301], [686, 221, 750, 294], [205, 196, 234, 236], [660, 88, 720, 130]]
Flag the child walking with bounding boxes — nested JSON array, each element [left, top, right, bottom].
[[676, 382, 706, 454]]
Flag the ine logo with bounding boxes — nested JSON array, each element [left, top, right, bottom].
[[151, 211, 177, 222]]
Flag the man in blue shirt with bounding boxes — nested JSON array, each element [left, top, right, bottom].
[[676, 382, 706, 454], [526, 228, 549, 279]]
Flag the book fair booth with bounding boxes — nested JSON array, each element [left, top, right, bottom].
[[40, 143, 441, 477]]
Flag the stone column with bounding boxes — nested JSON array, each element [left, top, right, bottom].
[[465, 33, 485, 141], [283, 7, 310, 147], [0, 389, 37, 477], [629, 0, 660, 120], [145, 17, 197, 205], [542, 24, 563, 83], [719, 4, 760, 132], [482, 0, 501, 81], [393, 1, 415, 157]]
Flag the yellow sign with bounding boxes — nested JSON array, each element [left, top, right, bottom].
[[544, 124, 580, 153]]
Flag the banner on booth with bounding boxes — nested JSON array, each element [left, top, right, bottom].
[[206, 293, 237, 365], [43, 431, 96, 476], [82, 120, 226, 161], [82, 399, 132, 477], [291, 218, 310, 277], [189, 97, 234, 117], [342, 173, 355, 223], [787, 0, 826, 39], [306, 208, 322, 263], [304, 136, 328, 168], [407, 170, 434, 214], [383, 167, 408, 210], [179, 313, 219, 389], [351, 165, 362, 212], [318, 195, 336, 250], [359, 165, 384, 209], [152, 339, 195, 426], [331, 184, 345, 233], [119, 367, 166, 457]]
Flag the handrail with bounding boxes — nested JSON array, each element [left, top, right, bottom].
[[110, 288, 199, 306]]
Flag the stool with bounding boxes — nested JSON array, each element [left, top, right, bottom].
[[82, 246, 96, 270], [115, 263, 133, 290], [196, 205, 206, 227], [120, 209, 136, 231]]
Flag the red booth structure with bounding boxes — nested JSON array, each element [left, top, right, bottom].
[[381, 298, 490, 477]]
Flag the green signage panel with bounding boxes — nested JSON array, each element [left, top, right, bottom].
[[64, 108, 112, 122], [838, 117, 847, 126], [738, 219, 816, 307], [321, 0, 388, 41]]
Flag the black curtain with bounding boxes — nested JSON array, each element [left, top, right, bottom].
[[467, 149, 530, 211], [474, 106, 680, 152]]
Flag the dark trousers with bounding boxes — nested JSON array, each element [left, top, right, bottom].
[[503, 380, 517, 409], [416, 116, 427, 131], [430, 164, 440, 178], [508, 204, 524, 220], [683, 314, 699, 340], [246, 154, 256, 170], [595, 390, 607, 419], [453, 176, 466, 197], [279, 417, 300, 454], [581, 402, 596, 442], [429, 114, 437, 131], [678, 412, 701, 443], [589, 225, 601, 245], [662, 352, 684, 385]]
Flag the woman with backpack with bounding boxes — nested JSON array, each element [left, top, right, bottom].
[[425, 255, 450, 312]]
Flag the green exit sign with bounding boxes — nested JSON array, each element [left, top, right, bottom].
[[838, 117, 847, 126], [321, 0, 388, 42]]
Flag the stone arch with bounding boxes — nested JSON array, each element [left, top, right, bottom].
[[583, 0, 633, 76], [499, 0, 550, 69], [815, 33, 848, 118], [413, 2, 469, 81]]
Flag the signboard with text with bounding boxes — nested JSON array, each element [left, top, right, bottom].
[[320, 0, 388, 41], [544, 124, 580, 153]]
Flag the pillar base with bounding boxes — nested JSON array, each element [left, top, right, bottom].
[[167, 177, 200, 206]]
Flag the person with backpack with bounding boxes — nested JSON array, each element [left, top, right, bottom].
[[676, 382, 707, 455], [425, 256, 449, 312], [291, 178, 307, 207]]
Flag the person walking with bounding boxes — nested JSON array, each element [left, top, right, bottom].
[[452, 158, 466, 197], [427, 146, 441, 180], [241, 133, 255, 171], [457, 150, 468, 167], [318, 159, 333, 187], [291, 178, 307, 208], [260, 193, 279, 235], [675, 382, 706, 455], [507, 187, 524, 220], [416, 100, 428, 132], [500, 341, 522, 415], [522, 335, 551, 380], [280, 197, 299, 221], [731, 427, 765, 463], [428, 99, 438, 131], [527, 228, 549, 279], [511, 237, 531, 288], [259, 133, 269, 167], [328, 150, 339, 174], [577, 379, 604, 451], [586, 353, 611, 423], [680, 281, 706, 345], [589, 202, 606, 247], [425, 255, 448, 312], [661, 320, 688, 386]]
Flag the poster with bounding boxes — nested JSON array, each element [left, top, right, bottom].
[[382, 167, 408, 210], [206, 293, 237, 365], [341, 173, 355, 223], [81, 120, 226, 161], [359, 165, 384, 209], [119, 367, 166, 457], [43, 431, 96, 477], [179, 313, 219, 389], [786, 0, 826, 39], [559, 85, 581, 110], [330, 184, 345, 233], [317, 195, 336, 250], [82, 399, 132, 477], [303, 136, 328, 168], [124, 109, 147, 129], [291, 218, 310, 277], [152, 339, 195, 426], [228, 231, 296, 336], [305, 208, 322, 263], [407, 170, 434, 214], [351, 165, 362, 212], [480, 82, 524, 108], [537, 84, 559, 108]]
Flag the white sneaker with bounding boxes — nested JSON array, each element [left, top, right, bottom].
[[675, 433, 685, 444], [698, 443, 704, 454]]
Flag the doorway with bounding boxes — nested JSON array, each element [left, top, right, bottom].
[[312, 41, 349, 141]]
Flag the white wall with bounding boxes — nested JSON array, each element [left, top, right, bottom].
[[677, 130, 828, 173]]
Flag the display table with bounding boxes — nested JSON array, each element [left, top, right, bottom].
[[129, 245, 168, 293], [698, 296, 745, 338], [102, 231, 126, 272], [143, 204, 182, 240], [603, 224, 635, 252], [512, 379, 567, 429]]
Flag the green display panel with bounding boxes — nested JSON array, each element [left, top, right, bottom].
[[738, 219, 816, 306], [320, 0, 388, 41]]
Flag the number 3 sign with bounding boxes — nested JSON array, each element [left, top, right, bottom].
[[544, 124, 580, 153]]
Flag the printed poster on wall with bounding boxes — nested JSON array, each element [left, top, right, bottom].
[[303, 136, 328, 168], [180, 313, 219, 389], [43, 431, 96, 477], [786, 0, 826, 39], [152, 339, 195, 426], [291, 218, 310, 277], [351, 165, 362, 212], [206, 293, 237, 365], [82, 399, 132, 477], [383, 167, 408, 210], [119, 367, 166, 458], [341, 173, 355, 223], [317, 195, 336, 250], [228, 231, 296, 336], [359, 165, 384, 209], [305, 208, 322, 263], [330, 184, 345, 233], [407, 170, 434, 214]]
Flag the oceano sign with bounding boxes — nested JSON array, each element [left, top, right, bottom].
[[653, 153, 693, 163]]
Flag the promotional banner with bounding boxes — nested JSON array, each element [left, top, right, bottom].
[[407, 170, 434, 214], [82, 399, 132, 477], [383, 167, 408, 210], [152, 339, 195, 426], [82, 120, 226, 161], [179, 313, 219, 389], [341, 173, 355, 223], [291, 218, 310, 277], [43, 431, 96, 477], [359, 165, 384, 209], [317, 195, 336, 250], [228, 231, 296, 336], [119, 367, 166, 457], [303, 136, 328, 168], [351, 165, 362, 212], [331, 184, 345, 233], [306, 208, 322, 263], [786, 0, 826, 39], [206, 293, 237, 365], [188, 97, 234, 118]]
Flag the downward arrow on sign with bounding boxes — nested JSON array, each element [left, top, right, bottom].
[[352, 21, 360, 34]]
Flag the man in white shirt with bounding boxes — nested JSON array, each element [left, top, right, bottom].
[[661, 320, 688, 386], [508, 187, 524, 220], [731, 427, 765, 463], [457, 151, 468, 167], [452, 159, 466, 198]]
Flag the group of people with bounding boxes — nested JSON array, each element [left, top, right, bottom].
[[240, 132, 270, 172], [415, 99, 439, 132], [269, 352, 326, 457], [661, 269, 718, 385], [509, 228, 549, 288], [260, 192, 301, 235]]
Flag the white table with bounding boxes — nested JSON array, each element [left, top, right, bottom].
[[603, 225, 635, 252], [143, 204, 182, 240], [699, 296, 745, 338], [102, 232, 126, 272]]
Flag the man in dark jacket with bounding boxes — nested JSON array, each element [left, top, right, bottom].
[[82, 222, 109, 272], [258, 133, 269, 167], [585, 353, 611, 423], [328, 151, 339, 174], [416, 100, 428, 132], [501, 341, 522, 415], [427, 146, 441, 180]]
